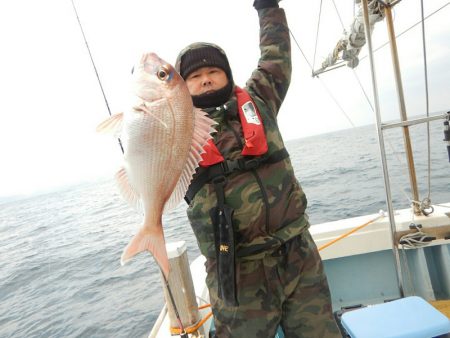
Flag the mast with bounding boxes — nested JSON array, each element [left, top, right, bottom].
[[311, 0, 449, 301], [384, 2, 421, 215], [360, 0, 404, 297]]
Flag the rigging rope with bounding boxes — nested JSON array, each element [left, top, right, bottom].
[[70, 0, 124, 153], [342, 4, 376, 114], [331, 0, 346, 29], [358, 2, 450, 63], [297, 0, 447, 216], [399, 224, 435, 249], [318, 213, 384, 251], [352, 71, 373, 111], [350, 37, 416, 212], [312, 2, 450, 73], [312, 0, 324, 73], [289, 29, 355, 127], [169, 305, 213, 336], [420, 0, 432, 205]]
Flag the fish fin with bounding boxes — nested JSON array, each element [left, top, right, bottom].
[[96, 112, 124, 136], [115, 167, 142, 212], [164, 108, 216, 211], [120, 225, 170, 278]]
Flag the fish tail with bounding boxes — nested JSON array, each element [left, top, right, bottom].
[[120, 225, 170, 278]]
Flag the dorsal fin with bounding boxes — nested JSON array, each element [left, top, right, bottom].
[[164, 108, 216, 211]]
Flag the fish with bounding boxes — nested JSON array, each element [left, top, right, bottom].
[[96, 52, 215, 278]]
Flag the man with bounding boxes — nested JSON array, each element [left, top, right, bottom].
[[175, 1, 341, 337]]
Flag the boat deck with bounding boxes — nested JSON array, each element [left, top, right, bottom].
[[431, 300, 450, 319]]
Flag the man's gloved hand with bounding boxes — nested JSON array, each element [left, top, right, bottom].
[[253, 0, 280, 10]]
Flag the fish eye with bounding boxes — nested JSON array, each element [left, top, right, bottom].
[[157, 66, 171, 81]]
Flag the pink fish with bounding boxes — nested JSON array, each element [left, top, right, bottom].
[[97, 53, 215, 277]]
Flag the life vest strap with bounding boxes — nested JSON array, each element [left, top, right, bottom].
[[186, 147, 289, 306], [184, 148, 289, 204]]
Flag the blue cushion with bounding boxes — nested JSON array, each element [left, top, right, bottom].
[[341, 296, 450, 338]]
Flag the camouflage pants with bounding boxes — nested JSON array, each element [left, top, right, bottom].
[[205, 230, 341, 338]]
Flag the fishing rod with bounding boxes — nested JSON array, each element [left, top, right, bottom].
[[70, 4, 193, 336], [70, 0, 124, 153]]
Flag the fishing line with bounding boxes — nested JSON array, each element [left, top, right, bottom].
[[162, 271, 188, 337], [70, 0, 124, 153], [71, 4, 191, 336]]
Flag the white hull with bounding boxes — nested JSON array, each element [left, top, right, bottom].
[[150, 203, 450, 337]]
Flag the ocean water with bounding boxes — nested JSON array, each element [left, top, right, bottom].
[[1, 122, 449, 338]]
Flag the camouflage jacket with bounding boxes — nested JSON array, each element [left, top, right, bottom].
[[187, 8, 309, 260]]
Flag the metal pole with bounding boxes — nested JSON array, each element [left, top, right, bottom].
[[361, 0, 404, 297], [381, 112, 448, 130], [384, 5, 421, 215]]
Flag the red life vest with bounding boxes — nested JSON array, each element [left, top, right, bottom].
[[199, 87, 268, 167]]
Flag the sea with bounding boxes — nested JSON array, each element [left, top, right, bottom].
[[1, 122, 449, 338]]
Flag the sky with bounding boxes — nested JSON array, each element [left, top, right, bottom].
[[0, 0, 449, 197]]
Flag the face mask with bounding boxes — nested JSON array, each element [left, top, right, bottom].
[[192, 81, 233, 109]]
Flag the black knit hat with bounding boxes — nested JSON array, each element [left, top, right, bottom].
[[178, 45, 232, 81]]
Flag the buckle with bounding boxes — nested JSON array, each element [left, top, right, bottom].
[[211, 175, 227, 186], [244, 158, 259, 170], [222, 160, 241, 174], [219, 158, 260, 175]]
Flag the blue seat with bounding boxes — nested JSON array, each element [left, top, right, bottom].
[[341, 296, 450, 338]]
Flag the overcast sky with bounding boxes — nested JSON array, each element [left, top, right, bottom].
[[1, 0, 449, 197]]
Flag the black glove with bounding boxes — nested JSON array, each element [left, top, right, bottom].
[[253, 0, 279, 10]]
